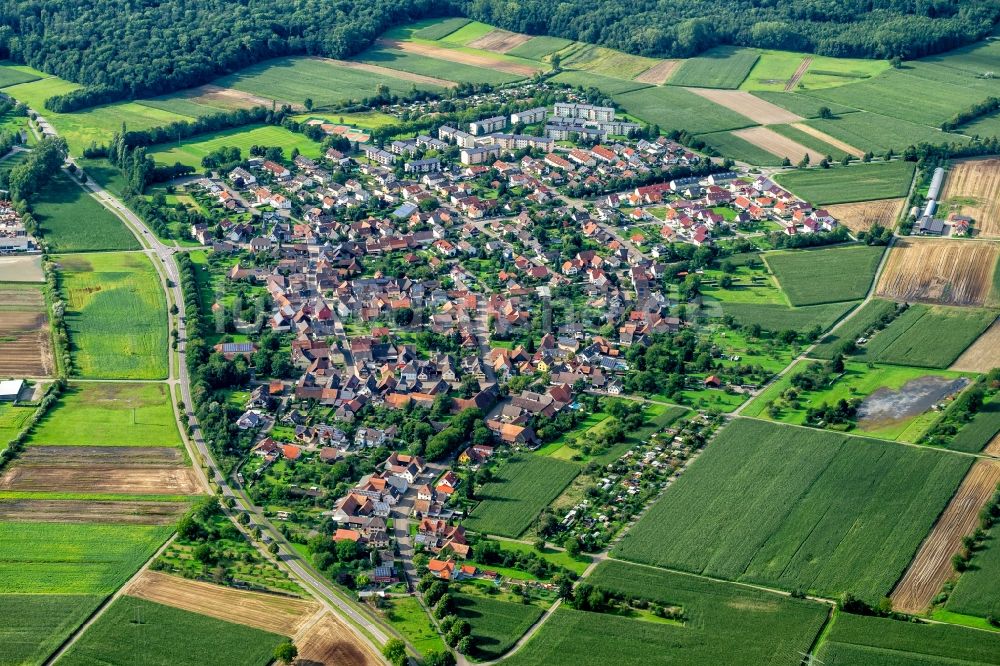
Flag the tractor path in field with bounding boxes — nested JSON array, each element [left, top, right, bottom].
[[784, 57, 812, 91]]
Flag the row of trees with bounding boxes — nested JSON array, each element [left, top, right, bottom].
[[5, 135, 66, 201]]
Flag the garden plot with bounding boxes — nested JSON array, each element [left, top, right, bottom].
[[876, 238, 1000, 307]]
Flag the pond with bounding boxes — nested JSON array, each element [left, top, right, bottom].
[[857, 375, 969, 430]]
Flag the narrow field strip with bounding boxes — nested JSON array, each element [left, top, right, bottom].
[[686, 88, 803, 124], [733, 126, 825, 162], [0, 499, 189, 525], [790, 122, 864, 157], [315, 56, 457, 88], [375, 38, 540, 77]]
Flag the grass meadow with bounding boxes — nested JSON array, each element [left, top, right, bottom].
[[774, 160, 916, 204], [149, 124, 323, 168], [505, 561, 828, 666], [0, 594, 103, 666], [453, 594, 544, 660], [57, 252, 169, 380], [861, 304, 997, 368], [411, 17, 472, 41], [740, 50, 889, 92], [948, 396, 1000, 453], [613, 86, 758, 135], [614, 419, 970, 602], [667, 46, 759, 89], [28, 382, 181, 447], [464, 454, 580, 538], [766, 244, 884, 306], [810, 298, 898, 359], [0, 61, 42, 88], [947, 525, 1000, 619], [550, 70, 650, 95], [507, 36, 575, 60], [817, 611, 1000, 666], [750, 91, 857, 118], [59, 596, 286, 666], [697, 131, 785, 166], [34, 171, 139, 252], [384, 596, 447, 655]]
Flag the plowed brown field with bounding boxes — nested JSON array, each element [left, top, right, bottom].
[[17, 446, 184, 466], [733, 126, 824, 163], [686, 88, 803, 124], [126, 571, 318, 635], [294, 612, 382, 666], [876, 238, 1000, 307], [891, 460, 1000, 614], [825, 198, 906, 233], [0, 464, 201, 494], [376, 38, 541, 77], [941, 158, 1000, 238], [0, 499, 188, 524], [0, 285, 54, 376]]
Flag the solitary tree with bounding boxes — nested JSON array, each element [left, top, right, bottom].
[[274, 642, 298, 665]]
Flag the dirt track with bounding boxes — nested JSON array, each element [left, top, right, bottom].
[[940, 158, 1000, 238], [876, 238, 1000, 307], [468, 29, 532, 54], [790, 122, 864, 157], [376, 38, 541, 77], [825, 198, 906, 233], [733, 126, 824, 163], [891, 460, 1000, 614], [294, 612, 383, 666], [0, 464, 201, 494], [634, 60, 680, 85], [686, 88, 802, 124], [951, 316, 1000, 372], [317, 57, 456, 88], [126, 571, 318, 635], [784, 57, 812, 91], [0, 499, 188, 525]]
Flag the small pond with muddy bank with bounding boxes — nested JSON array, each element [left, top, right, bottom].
[[857, 375, 969, 430]]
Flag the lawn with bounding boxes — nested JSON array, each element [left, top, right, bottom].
[[720, 300, 857, 334], [810, 298, 898, 359], [614, 419, 971, 602], [358, 46, 523, 85], [149, 124, 323, 169], [803, 112, 969, 154], [947, 525, 1000, 619], [613, 86, 758, 135], [33, 171, 139, 252], [667, 46, 759, 89], [213, 56, 446, 109], [464, 454, 580, 538], [505, 561, 828, 666], [28, 382, 181, 447], [765, 244, 884, 306], [384, 596, 446, 656], [56, 252, 168, 380], [0, 594, 103, 666], [774, 160, 916, 205], [743, 360, 970, 442], [861, 304, 998, 368], [58, 596, 286, 666], [816, 611, 1000, 665], [507, 36, 575, 60], [697, 131, 786, 166], [453, 594, 543, 661], [0, 521, 172, 594]]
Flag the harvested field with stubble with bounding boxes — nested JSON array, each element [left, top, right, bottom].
[[467, 29, 532, 53], [891, 460, 1000, 614], [826, 198, 906, 233], [0, 283, 54, 377], [317, 57, 456, 88], [295, 612, 383, 666], [0, 463, 201, 494], [790, 122, 863, 157], [375, 38, 540, 77], [686, 88, 802, 124], [876, 239, 1000, 307], [126, 571, 318, 635], [0, 499, 188, 524], [951, 317, 1000, 372], [634, 59, 680, 84], [940, 158, 1000, 238], [732, 126, 825, 163]]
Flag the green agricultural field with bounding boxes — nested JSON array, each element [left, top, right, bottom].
[[668, 46, 759, 89], [774, 160, 915, 205], [817, 611, 1000, 666], [720, 301, 857, 334], [29, 382, 181, 447], [412, 17, 472, 40], [0, 62, 40, 89], [0, 594, 102, 666], [862, 304, 997, 368], [464, 454, 580, 538], [743, 360, 970, 442], [384, 596, 447, 655], [751, 91, 857, 118], [0, 521, 172, 594], [803, 112, 969, 154], [768, 124, 850, 160], [614, 86, 758, 135], [698, 131, 785, 166], [358, 46, 523, 85], [437, 20, 494, 45], [214, 56, 446, 109], [507, 36, 575, 60], [33, 172, 139, 253], [58, 596, 286, 666], [0, 402, 35, 443], [960, 109, 1000, 138], [453, 594, 544, 660], [765, 245, 884, 306], [614, 419, 970, 602], [561, 44, 660, 80], [810, 298, 898, 359], [740, 50, 889, 92], [149, 124, 322, 169], [947, 526, 1000, 619], [135, 96, 233, 119], [57, 252, 169, 380], [948, 397, 1000, 453], [75, 158, 129, 198], [550, 70, 650, 95], [505, 561, 828, 666]]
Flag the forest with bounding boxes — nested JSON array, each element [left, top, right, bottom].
[[0, 0, 996, 108]]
